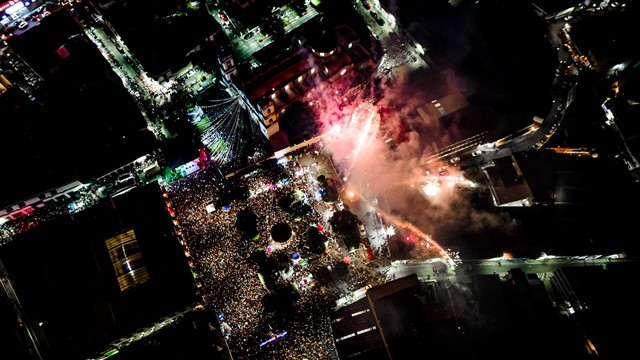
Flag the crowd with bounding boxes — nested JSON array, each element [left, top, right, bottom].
[[0, 145, 379, 358], [165, 153, 345, 359]]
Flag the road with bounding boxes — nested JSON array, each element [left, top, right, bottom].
[[457, 256, 632, 276], [352, 0, 430, 80], [420, 6, 591, 167], [467, 3, 636, 167], [379, 255, 635, 291], [219, 6, 320, 63]]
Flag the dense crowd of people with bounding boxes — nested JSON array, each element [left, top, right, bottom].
[[0, 145, 382, 358], [165, 152, 347, 359]]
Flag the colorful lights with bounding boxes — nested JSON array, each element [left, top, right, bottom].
[[259, 331, 288, 348]]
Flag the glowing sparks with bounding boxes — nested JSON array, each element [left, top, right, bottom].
[[416, 172, 476, 199], [377, 209, 455, 267], [310, 66, 480, 266], [422, 181, 440, 197], [385, 226, 396, 236], [349, 103, 377, 167], [325, 101, 380, 181]]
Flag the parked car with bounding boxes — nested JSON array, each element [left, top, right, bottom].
[[370, 11, 384, 25]]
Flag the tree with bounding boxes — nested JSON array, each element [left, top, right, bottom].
[[290, 0, 308, 17], [230, 182, 250, 201], [262, 283, 300, 314], [306, 226, 328, 255], [320, 185, 339, 204], [264, 12, 285, 39], [250, 249, 279, 290], [277, 193, 295, 212], [333, 260, 349, 280], [343, 232, 361, 252], [291, 201, 311, 220], [317, 174, 327, 185], [330, 209, 359, 235], [330, 209, 361, 251], [273, 251, 291, 272]]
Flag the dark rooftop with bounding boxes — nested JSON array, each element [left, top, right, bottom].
[[100, 0, 220, 79], [0, 9, 157, 208], [0, 184, 198, 359]]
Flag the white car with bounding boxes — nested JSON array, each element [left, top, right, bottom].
[[18, 21, 28, 29]]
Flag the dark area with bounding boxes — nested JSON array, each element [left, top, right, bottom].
[[305, 226, 328, 255], [0, 185, 198, 359], [279, 101, 320, 145], [235, 208, 260, 239], [100, 0, 218, 78], [107, 308, 225, 360], [270, 222, 293, 243], [0, 9, 158, 207], [2, 0, 640, 359]]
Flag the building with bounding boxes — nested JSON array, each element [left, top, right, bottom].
[[224, 0, 259, 11], [237, 15, 377, 150], [0, 184, 203, 360], [548, 261, 640, 359], [331, 263, 634, 359], [330, 274, 463, 359], [0, 6, 158, 217], [458, 268, 595, 359], [416, 91, 469, 126], [0, 180, 86, 227], [96, 0, 222, 84], [560, 4, 640, 180], [0, 72, 12, 94], [482, 155, 535, 207]]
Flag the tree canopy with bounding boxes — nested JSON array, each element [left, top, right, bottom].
[[306, 226, 328, 255], [235, 208, 260, 239], [329, 209, 361, 251]]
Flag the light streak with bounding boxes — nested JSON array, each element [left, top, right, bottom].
[[259, 331, 288, 348], [196, 89, 269, 168], [324, 101, 379, 181], [376, 209, 455, 267], [344, 102, 377, 179]]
